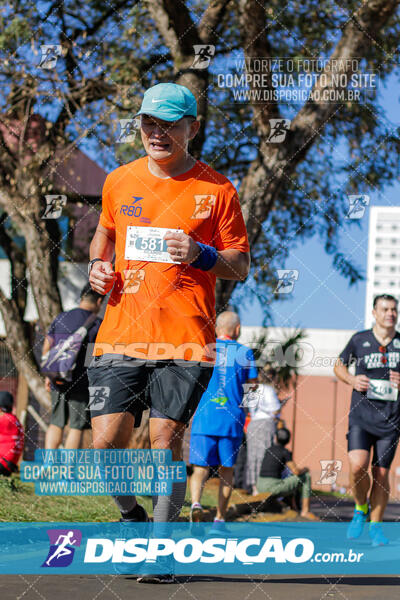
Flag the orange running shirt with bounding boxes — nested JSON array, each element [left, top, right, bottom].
[[93, 157, 249, 363]]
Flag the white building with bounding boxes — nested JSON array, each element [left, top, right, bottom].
[[365, 206, 400, 328], [239, 326, 354, 377]]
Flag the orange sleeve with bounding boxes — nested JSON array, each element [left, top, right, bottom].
[[212, 187, 250, 252], [99, 174, 115, 230]]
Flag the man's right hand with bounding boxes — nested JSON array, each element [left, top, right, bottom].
[[89, 261, 116, 295], [352, 374, 370, 392]]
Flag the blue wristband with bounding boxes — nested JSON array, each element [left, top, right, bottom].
[[191, 243, 218, 271]]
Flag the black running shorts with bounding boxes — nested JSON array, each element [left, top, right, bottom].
[[87, 354, 213, 426], [347, 424, 399, 469]]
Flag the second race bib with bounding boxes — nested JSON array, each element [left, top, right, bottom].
[[124, 226, 181, 264], [367, 378, 398, 402]]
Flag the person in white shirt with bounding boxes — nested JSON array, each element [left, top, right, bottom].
[[245, 367, 281, 495]]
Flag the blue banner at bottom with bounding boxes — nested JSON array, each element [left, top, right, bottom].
[[0, 522, 399, 575]]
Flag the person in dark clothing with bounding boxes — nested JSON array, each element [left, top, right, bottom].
[[334, 294, 400, 546], [43, 283, 102, 449], [257, 427, 317, 519], [0, 391, 24, 476]]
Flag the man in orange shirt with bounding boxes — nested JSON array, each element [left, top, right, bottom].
[[88, 83, 250, 582]]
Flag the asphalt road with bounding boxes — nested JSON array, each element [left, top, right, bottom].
[[1, 574, 400, 600], [306, 495, 400, 522]]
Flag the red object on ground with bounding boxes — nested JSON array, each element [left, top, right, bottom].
[[0, 411, 24, 471]]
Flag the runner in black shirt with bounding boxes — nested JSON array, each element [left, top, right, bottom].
[[334, 294, 400, 546]]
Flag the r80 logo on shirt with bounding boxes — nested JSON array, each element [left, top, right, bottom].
[[121, 269, 145, 294], [191, 194, 216, 219]]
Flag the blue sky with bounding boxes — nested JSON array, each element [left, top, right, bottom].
[[238, 76, 400, 331]]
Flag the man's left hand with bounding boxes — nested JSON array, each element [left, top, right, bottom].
[[389, 370, 400, 388], [164, 231, 201, 264]]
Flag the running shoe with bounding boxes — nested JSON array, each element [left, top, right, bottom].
[[209, 519, 229, 535], [346, 508, 370, 539], [114, 504, 149, 575], [189, 502, 204, 523], [189, 503, 205, 535], [137, 555, 175, 584], [369, 523, 389, 547], [119, 503, 149, 523]]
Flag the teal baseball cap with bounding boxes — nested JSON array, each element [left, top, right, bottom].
[[135, 83, 197, 122]]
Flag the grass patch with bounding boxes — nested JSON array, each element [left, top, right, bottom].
[[0, 475, 219, 522], [0, 475, 342, 521], [0, 476, 124, 522]]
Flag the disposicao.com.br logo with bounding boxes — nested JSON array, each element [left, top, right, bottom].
[[1, 522, 384, 575], [42, 529, 82, 568], [83, 535, 363, 566]]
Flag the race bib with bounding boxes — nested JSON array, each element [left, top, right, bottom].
[[367, 379, 398, 402], [124, 226, 181, 264]]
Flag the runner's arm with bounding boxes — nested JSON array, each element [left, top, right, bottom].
[[89, 224, 116, 295], [287, 460, 308, 477], [333, 359, 369, 392], [42, 335, 54, 393], [333, 359, 355, 385], [390, 370, 400, 387], [165, 231, 250, 280], [42, 336, 52, 355], [209, 249, 250, 281], [90, 223, 115, 262]]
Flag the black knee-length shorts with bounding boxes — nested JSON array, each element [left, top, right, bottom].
[[347, 424, 399, 468], [87, 354, 213, 427]]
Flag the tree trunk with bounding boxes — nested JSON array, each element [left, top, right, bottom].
[[0, 190, 61, 407], [22, 215, 62, 332], [0, 289, 50, 409]]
